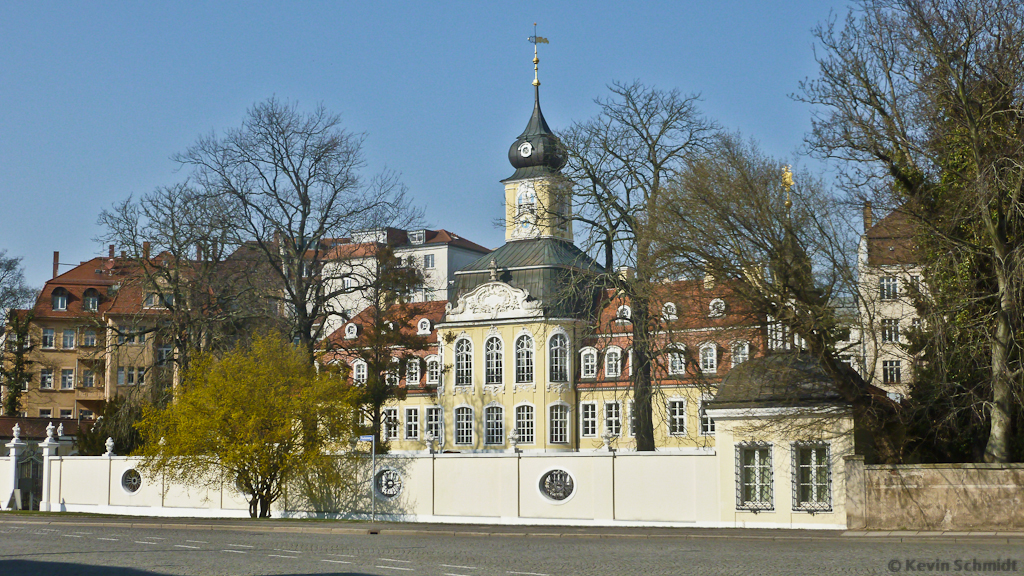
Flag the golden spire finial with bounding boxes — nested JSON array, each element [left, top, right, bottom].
[[528, 23, 548, 87], [782, 165, 794, 211]]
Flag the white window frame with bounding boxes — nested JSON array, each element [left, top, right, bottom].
[[425, 355, 440, 385], [52, 291, 67, 311], [344, 323, 358, 339], [40, 368, 54, 390], [425, 406, 443, 441], [406, 358, 421, 385], [580, 347, 597, 379], [699, 343, 717, 374], [699, 395, 715, 436], [417, 318, 431, 335], [580, 402, 598, 438], [616, 304, 632, 322], [42, 328, 55, 349], [485, 336, 504, 385], [731, 340, 750, 367], [548, 402, 570, 444], [83, 290, 99, 312], [792, 442, 832, 512], [628, 399, 636, 437], [662, 302, 677, 321], [454, 338, 473, 387], [454, 405, 474, 446], [667, 398, 687, 436], [484, 403, 504, 445], [382, 408, 399, 441], [667, 347, 686, 376], [60, 368, 75, 390], [352, 360, 368, 384], [548, 331, 570, 383], [879, 276, 898, 300], [514, 403, 535, 445], [515, 334, 535, 384], [604, 401, 621, 437], [82, 369, 95, 388], [39, 408, 52, 419], [737, 442, 774, 511], [605, 346, 622, 378], [83, 329, 97, 347], [423, 253, 435, 269], [62, 329, 76, 349], [405, 407, 420, 440], [60, 408, 73, 419]]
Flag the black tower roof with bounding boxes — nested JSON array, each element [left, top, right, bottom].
[[505, 85, 566, 181]]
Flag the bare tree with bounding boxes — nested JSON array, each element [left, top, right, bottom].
[[797, 0, 1024, 462], [176, 98, 421, 364], [98, 183, 273, 376], [559, 81, 717, 450], [0, 251, 36, 415]]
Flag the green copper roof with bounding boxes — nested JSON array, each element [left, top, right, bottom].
[[457, 238, 602, 273]]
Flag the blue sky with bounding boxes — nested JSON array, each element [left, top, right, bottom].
[[1, 1, 851, 287]]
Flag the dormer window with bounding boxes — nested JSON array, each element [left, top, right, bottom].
[[417, 318, 431, 335], [83, 289, 100, 312], [145, 292, 174, 308], [344, 323, 358, 340], [409, 230, 425, 245], [51, 288, 69, 311]]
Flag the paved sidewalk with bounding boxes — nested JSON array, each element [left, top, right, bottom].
[[3, 513, 1023, 544]]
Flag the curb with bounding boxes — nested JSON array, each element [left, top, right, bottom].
[[3, 518, 1023, 543]]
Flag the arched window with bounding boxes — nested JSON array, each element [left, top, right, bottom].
[[455, 339, 473, 386], [548, 333, 569, 382], [731, 340, 750, 366], [344, 323, 358, 339], [514, 404, 535, 444], [352, 360, 367, 384], [515, 335, 534, 383], [485, 336, 503, 385], [700, 343, 718, 373], [83, 288, 100, 312], [616, 305, 631, 322], [662, 302, 677, 321], [580, 347, 598, 379], [667, 347, 686, 376], [426, 356, 440, 385], [605, 347, 622, 378], [454, 406, 474, 445], [484, 404, 504, 445], [406, 358, 421, 384], [51, 288, 68, 311]]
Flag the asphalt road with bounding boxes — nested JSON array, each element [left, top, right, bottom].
[[1, 517, 1022, 575]]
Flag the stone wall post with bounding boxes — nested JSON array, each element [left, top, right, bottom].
[[844, 454, 866, 530], [38, 422, 60, 512], [5, 425, 26, 510]]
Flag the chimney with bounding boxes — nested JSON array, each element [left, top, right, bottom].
[[53, 251, 59, 278], [142, 241, 151, 260], [863, 201, 873, 232], [108, 244, 115, 258], [196, 245, 203, 261], [121, 251, 126, 258], [617, 266, 635, 281]]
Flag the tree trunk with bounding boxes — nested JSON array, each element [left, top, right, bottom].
[[259, 495, 271, 518], [984, 306, 1013, 463], [630, 290, 656, 451]]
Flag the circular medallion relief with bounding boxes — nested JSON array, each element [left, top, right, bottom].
[[375, 468, 403, 499], [539, 469, 575, 501]]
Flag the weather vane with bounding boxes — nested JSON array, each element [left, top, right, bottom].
[[528, 23, 549, 87]]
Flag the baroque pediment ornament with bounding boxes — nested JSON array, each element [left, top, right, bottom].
[[446, 281, 543, 322]]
